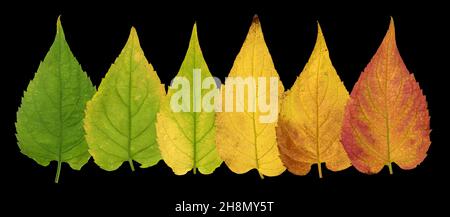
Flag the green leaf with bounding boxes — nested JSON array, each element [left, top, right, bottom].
[[84, 27, 164, 171], [16, 16, 96, 183], [156, 23, 222, 175]]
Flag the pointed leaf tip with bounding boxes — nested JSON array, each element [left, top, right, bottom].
[[127, 26, 140, 46], [130, 26, 138, 36], [188, 22, 200, 50], [312, 22, 328, 54], [381, 17, 396, 47], [56, 15, 63, 33], [316, 22, 324, 37], [252, 14, 260, 24], [249, 14, 262, 35], [388, 17, 395, 31], [191, 22, 198, 37]]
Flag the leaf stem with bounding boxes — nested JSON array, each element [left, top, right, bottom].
[[388, 162, 393, 174], [258, 170, 264, 179], [55, 160, 62, 183], [128, 159, 135, 172], [318, 163, 323, 178]]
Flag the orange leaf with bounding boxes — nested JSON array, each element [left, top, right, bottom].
[[341, 18, 431, 174]]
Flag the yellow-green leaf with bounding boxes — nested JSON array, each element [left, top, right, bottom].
[[157, 24, 222, 175], [84, 27, 164, 171]]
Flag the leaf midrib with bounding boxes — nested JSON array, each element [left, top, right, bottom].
[[315, 40, 322, 178], [250, 26, 262, 179], [383, 33, 393, 174], [192, 39, 197, 174], [56, 27, 63, 183], [127, 34, 135, 171]]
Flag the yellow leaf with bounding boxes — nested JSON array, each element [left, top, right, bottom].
[[277, 23, 351, 178], [216, 16, 285, 178]]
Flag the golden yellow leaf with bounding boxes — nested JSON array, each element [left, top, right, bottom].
[[216, 16, 285, 178], [277, 23, 351, 178]]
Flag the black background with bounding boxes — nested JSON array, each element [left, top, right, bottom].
[[2, 1, 448, 215]]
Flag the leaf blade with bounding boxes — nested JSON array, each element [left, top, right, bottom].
[[157, 23, 222, 175], [341, 18, 431, 174], [277, 23, 351, 178], [216, 16, 285, 177], [84, 27, 164, 171], [16, 17, 96, 183]]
